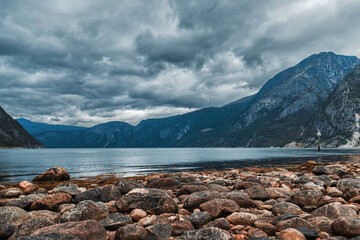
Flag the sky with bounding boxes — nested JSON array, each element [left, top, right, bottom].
[[1, 0, 360, 127]]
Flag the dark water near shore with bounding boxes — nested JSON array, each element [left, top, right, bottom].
[[0, 148, 360, 183]]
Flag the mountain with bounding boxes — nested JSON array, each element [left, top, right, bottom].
[[303, 63, 360, 147], [17, 118, 87, 135], [0, 107, 43, 148], [24, 52, 360, 148]]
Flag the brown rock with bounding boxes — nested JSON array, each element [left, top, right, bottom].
[[226, 212, 257, 226], [30, 220, 107, 240], [177, 184, 209, 196], [248, 228, 268, 238], [254, 219, 277, 236], [33, 167, 70, 182], [130, 209, 147, 221], [1, 188, 23, 198], [29, 210, 61, 222], [245, 185, 270, 201], [99, 213, 132, 231], [292, 190, 323, 207], [330, 217, 360, 238], [0, 185, 6, 191], [312, 202, 357, 219], [275, 217, 315, 231], [60, 200, 109, 222], [183, 191, 223, 211], [19, 181, 37, 194], [146, 177, 181, 191], [200, 198, 240, 218], [307, 216, 333, 233], [0, 206, 30, 226], [171, 220, 194, 236], [31, 193, 72, 211], [59, 203, 76, 214], [100, 184, 121, 202], [13, 216, 55, 237], [115, 223, 147, 240], [202, 218, 231, 230], [277, 228, 306, 240], [272, 202, 302, 215], [225, 192, 254, 208]]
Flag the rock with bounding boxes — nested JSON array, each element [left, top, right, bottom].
[[100, 184, 121, 202], [225, 192, 254, 207], [31, 193, 72, 211], [226, 212, 258, 226], [254, 220, 277, 236], [29, 220, 107, 240], [146, 177, 181, 191], [181, 227, 235, 240], [53, 183, 81, 196], [272, 202, 302, 215], [331, 217, 360, 238], [337, 179, 360, 192], [199, 198, 240, 218], [14, 216, 55, 237], [307, 216, 333, 233], [73, 187, 101, 204], [8, 193, 47, 209], [1, 188, 23, 198], [19, 181, 37, 194], [183, 191, 223, 211], [312, 166, 330, 175], [275, 218, 315, 231], [207, 184, 230, 193], [33, 167, 70, 182], [277, 228, 306, 240], [116, 188, 178, 214], [130, 209, 147, 221], [60, 200, 108, 222], [294, 227, 319, 240], [29, 210, 61, 222], [245, 185, 270, 201], [248, 228, 268, 238], [171, 220, 194, 236], [0, 224, 16, 239], [99, 213, 132, 231], [272, 213, 299, 225], [59, 204, 76, 214], [202, 218, 231, 230], [115, 224, 147, 240], [312, 202, 357, 219], [292, 190, 323, 207], [116, 179, 144, 194], [190, 212, 211, 228], [20, 233, 80, 239], [145, 223, 172, 240], [177, 184, 209, 196], [0, 206, 30, 226]]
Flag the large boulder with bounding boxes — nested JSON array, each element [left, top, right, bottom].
[[312, 202, 357, 219], [116, 188, 178, 214], [292, 190, 323, 207], [331, 217, 360, 238], [99, 213, 132, 231], [199, 199, 240, 218], [0, 206, 30, 226], [183, 191, 223, 211], [60, 200, 108, 222], [29, 220, 107, 240], [31, 193, 72, 211], [181, 227, 235, 240], [33, 167, 70, 182]]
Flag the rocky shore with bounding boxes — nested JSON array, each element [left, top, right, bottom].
[[1, 161, 360, 239]]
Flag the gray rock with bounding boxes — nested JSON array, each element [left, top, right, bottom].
[[145, 223, 172, 240], [312, 166, 330, 175], [312, 202, 357, 219], [116, 179, 144, 194], [8, 194, 47, 209], [14, 216, 55, 237], [202, 218, 231, 230], [272, 213, 299, 225], [225, 191, 253, 207], [337, 179, 360, 192], [0, 206, 30, 226], [245, 185, 270, 201], [331, 217, 360, 238], [0, 224, 16, 239], [73, 187, 101, 204], [272, 202, 302, 215], [53, 183, 81, 196], [115, 224, 147, 240], [60, 200, 108, 222], [292, 190, 323, 207], [189, 212, 211, 228], [183, 191, 223, 211], [100, 184, 121, 202], [181, 227, 235, 240], [294, 227, 319, 240], [1, 188, 23, 198], [99, 213, 132, 231]]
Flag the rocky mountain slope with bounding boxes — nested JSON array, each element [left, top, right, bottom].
[[0, 107, 43, 148], [22, 52, 360, 148]]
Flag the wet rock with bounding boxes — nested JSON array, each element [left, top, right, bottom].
[[146, 177, 181, 191], [31, 193, 72, 211], [202, 218, 231, 230], [312, 202, 357, 219], [200, 198, 240, 218], [130, 209, 147, 221], [29, 220, 107, 240], [245, 185, 270, 201], [177, 184, 209, 196], [307, 216, 333, 233], [115, 223, 147, 240], [100, 184, 121, 202], [116, 188, 178, 214], [9, 193, 47, 209], [294, 227, 319, 240], [312, 166, 330, 175], [145, 223, 172, 240], [171, 220, 194, 236], [337, 179, 360, 192], [225, 192, 254, 208], [73, 187, 101, 204], [0, 206, 30, 226], [29, 210, 61, 222], [226, 212, 258, 226], [116, 179, 144, 194], [275, 218, 315, 231], [292, 190, 323, 207], [14, 216, 55, 238], [0, 224, 16, 239], [181, 227, 235, 240], [60, 200, 108, 222], [254, 220, 277, 236], [331, 217, 360, 238], [53, 183, 81, 196], [272, 202, 302, 215], [33, 167, 70, 182], [1, 188, 23, 198], [183, 191, 222, 211], [19, 181, 37, 194], [99, 213, 132, 231], [277, 228, 306, 240], [189, 211, 211, 228]]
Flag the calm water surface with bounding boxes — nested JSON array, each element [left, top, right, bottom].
[[1, 148, 360, 183]]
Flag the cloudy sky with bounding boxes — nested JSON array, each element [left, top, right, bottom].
[[1, 0, 360, 127]]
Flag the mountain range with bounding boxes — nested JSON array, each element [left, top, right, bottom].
[[17, 52, 360, 148]]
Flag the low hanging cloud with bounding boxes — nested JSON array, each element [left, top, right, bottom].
[[1, 0, 360, 126]]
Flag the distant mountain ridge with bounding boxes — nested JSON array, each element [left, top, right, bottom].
[[19, 52, 360, 148], [17, 118, 87, 135], [0, 107, 43, 148]]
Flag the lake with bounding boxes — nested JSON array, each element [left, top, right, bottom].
[[1, 148, 360, 183]]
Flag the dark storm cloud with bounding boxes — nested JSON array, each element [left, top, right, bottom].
[[1, 0, 360, 126]]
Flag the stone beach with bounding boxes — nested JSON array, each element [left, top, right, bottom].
[[1, 161, 360, 239]]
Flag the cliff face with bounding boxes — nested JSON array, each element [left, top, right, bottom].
[[0, 107, 43, 148]]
